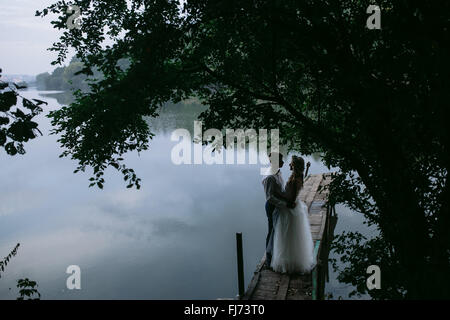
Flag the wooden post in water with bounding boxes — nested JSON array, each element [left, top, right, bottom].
[[304, 161, 311, 178], [236, 232, 245, 298]]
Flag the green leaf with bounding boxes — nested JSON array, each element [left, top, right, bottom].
[[0, 91, 17, 112], [5, 142, 17, 155], [32, 99, 48, 106], [110, 162, 119, 169]]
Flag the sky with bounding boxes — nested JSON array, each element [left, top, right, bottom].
[[0, 0, 72, 75]]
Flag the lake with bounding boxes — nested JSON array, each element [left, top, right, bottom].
[[0, 88, 376, 299]]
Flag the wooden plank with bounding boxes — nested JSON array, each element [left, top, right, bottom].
[[257, 277, 280, 286], [317, 210, 328, 241], [258, 271, 280, 279], [310, 201, 326, 212], [241, 272, 260, 300], [242, 253, 268, 299], [256, 253, 266, 272], [309, 212, 324, 220], [259, 277, 280, 284], [314, 175, 332, 201], [304, 175, 324, 210], [286, 275, 313, 300], [275, 274, 290, 300], [299, 174, 320, 202], [286, 278, 304, 300], [251, 292, 276, 300], [312, 233, 321, 241], [256, 282, 280, 290], [254, 285, 278, 295]]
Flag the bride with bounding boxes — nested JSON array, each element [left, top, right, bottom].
[[270, 155, 316, 274]]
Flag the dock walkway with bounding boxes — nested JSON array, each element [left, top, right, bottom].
[[241, 173, 335, 300]]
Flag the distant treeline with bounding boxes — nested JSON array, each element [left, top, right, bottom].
[[36, 57, 92, 91], [35, 57, 129, 91]]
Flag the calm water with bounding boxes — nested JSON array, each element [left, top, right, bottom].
[[0, 88, 375, 299]]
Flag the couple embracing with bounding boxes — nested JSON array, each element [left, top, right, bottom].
[[262, 152, 316, 274]]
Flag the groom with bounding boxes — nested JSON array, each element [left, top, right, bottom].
[[262, 152, 296, 269]]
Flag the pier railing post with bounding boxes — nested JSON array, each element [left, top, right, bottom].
[[236, 232, 245, 299]]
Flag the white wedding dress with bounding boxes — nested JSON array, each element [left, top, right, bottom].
[[270, 181, 316, 274]]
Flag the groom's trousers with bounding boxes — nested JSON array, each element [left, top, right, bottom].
[[265, 201, 279, 266]]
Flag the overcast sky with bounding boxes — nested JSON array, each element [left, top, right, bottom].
[[0, 0, 72, 75]]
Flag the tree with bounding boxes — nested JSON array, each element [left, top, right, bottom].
[[62, 61, 88, 90], [35, 72, 51, 90], [36, 0, 450, 298], [1, 69, 45, 156], [0, 244, 41, 300], [35, 56, 102, 91]]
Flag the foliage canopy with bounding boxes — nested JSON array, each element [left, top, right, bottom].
[[35, 0, 450, 298]]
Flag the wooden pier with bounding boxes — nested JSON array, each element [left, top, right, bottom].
[[240, 173, 337, 300]]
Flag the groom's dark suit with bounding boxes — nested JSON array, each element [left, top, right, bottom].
[[262, 169, 287, 267]]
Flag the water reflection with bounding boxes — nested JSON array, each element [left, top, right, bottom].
[[39, 90, 208, 137], [0, 88, 366, 299], [39, 90, 75, 106]]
